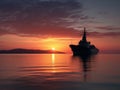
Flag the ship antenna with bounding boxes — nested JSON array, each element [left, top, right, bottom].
[[82, 27, 87, 42]]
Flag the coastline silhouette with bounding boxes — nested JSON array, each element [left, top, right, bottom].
[[0, 48, 65, 54]]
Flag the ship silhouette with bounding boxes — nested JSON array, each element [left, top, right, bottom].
[[70, 28, 99, 56]]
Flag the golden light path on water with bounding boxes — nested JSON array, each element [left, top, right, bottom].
[[52, 54, 56, 73]]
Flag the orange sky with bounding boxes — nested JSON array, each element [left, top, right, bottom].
[[0, 0, 120, 53], [0, 34, 120, 53]]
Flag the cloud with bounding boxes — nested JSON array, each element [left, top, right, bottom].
[[87, 31, 120, 37], [95, 26, 120, 31], [0, 0, 120, 38], [0, 0, 84, 37]]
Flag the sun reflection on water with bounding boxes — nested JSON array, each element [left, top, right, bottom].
[[51, 54, 56, 73]]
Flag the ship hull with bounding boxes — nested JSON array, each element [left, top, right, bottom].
[[70, 45, 99, 56]]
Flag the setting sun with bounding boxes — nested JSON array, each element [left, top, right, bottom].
[[52, 48, 55, 51]]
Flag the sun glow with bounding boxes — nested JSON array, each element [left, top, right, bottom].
[[52, 48, 55, 51]]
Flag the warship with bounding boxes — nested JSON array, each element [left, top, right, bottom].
[[70, 28, 99, 56]]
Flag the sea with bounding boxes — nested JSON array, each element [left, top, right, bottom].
[[0, 54, 120, 90]]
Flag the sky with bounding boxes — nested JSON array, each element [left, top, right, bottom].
[[0, 0, 120, 53]]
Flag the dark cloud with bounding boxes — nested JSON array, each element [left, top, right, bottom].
[[0, 0, 120, 38], [86, 31, 120, 37], [17, 26, 81, 38], [0, 0, 84, 37], [95, 26, 120, 31]]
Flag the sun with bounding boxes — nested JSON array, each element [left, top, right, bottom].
[[52, 48, 55, 51]]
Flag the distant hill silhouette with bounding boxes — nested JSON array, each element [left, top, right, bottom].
[[0, 48, 65, 54]]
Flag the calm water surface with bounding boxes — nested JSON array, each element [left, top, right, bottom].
[[0, 54, 120, 90]]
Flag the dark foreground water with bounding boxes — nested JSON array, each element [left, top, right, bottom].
[[0, 54, 120, 90]]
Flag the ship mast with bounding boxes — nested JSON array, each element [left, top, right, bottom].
[[82, 27, 87, 42]]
